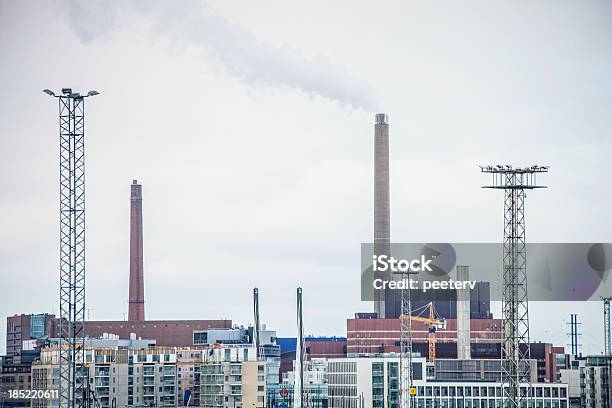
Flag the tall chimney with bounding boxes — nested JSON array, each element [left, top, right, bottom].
[[374, 113, 393, 318], [456, 265, 471, 359], [128, 180, 145, 321]]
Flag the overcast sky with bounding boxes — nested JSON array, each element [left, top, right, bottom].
[[1, 0, 611, 356]]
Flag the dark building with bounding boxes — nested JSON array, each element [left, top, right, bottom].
[[5, 314, 56, 359], [0, 363, 32, 408], [521, 342, 566, 383], [128, 180, 145, 321], [410, 282, 493, 320], [2, 317, 50, 408]]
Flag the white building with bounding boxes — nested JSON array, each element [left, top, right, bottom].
[[326, 356, 569, 408]]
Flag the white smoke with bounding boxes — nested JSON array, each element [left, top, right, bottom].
[[61, 0, 379, 111]]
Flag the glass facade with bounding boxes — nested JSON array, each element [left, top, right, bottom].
[[30, 314, 46, 339]]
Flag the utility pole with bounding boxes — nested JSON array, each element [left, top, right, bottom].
[[481, 164, 548, 408], [44, 88, 99, 408]]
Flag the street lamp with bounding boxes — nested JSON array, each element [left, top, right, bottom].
[[43, 88, 100, 99]]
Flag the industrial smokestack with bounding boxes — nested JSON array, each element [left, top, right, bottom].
[[456, 265, 471, 360], [128, 180, 145, 321], [374, 113, 395, 318]]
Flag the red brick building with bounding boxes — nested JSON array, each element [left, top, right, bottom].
[[347, 317, 503, 359], [81, 319, 232, 346]]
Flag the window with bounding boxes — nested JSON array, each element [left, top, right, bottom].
[[193, 331, 208, 345]]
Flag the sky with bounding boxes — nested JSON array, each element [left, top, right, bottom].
[[0, 0, 611, 356]]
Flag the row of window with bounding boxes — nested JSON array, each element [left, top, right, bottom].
[[413, 386, 567, 399]]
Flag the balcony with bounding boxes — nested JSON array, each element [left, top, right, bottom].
[[160, 396, 176, 407], [94, 368, 110, 377], [201, 385, 223, 395], [94, 379, 110, 387]]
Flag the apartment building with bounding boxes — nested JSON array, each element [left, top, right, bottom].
[[31, 343, 177, 408], [199, 345, 267, 408]]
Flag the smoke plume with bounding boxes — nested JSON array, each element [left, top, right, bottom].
[[61, 0, 379, 111]]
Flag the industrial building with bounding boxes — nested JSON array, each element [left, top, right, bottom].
[[347, 316, 503, 359], [81, 319, 233, 347]]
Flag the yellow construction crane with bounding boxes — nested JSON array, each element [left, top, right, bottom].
[[401, 302, 446, 362]]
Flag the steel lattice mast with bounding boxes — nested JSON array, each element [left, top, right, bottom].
[[399, 280, 413, 408], [481, 164, 548, 408], [45, 88, 98, 408], [603, 297, 612, 355]]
